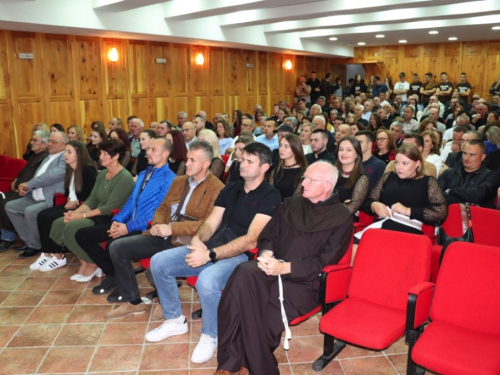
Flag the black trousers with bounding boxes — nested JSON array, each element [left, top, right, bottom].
[[37, 205, 68, 253], [75, 226, 173, 302], [0, 191, 23, 233]]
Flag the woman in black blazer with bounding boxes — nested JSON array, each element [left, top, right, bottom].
[[32, 141, 97, 272]]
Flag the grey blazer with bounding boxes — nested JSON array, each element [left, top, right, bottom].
[[26, 152, 66, 207]]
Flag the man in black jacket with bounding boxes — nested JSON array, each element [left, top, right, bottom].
[[438, 140, 500, 208]]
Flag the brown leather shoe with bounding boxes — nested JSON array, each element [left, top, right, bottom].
[[151, 303, 164, 321], [213, 370, 236, 375], [106, 302, 145, 319], [239, 366, 249, 375]]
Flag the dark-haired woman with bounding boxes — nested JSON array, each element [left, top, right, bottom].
[[108, 128, 132, 169], [373, 128, 396, 164], [48, 139, 134, 282], [358, 143, 447, 238], [233, 109, 243, 137], [87, 128, 108, 168], [30, 141, 97, 272], [335, 137, 369, 214], [268, 134, 307, 201], [131, 129, 157, 176], [166, 129, 187, 175], [350, 74, 367, 97], [216, 119, 234, 155]]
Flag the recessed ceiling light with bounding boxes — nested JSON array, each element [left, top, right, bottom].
[[429, 30, 439, 34], [375, 34, 385, 38], [399, 40, 407, 43], [448, 37, 458, 41], [492, 26, 500, 30], [358, 42, 366, 45], [329, 37, 338, 41]]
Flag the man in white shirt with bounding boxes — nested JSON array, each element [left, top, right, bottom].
[[5, 131, 67, 258], [443, 113, 470, 141], [182, 122, 197, 149], [393, 72, 410, 104], [362, 100, 374, 121], [428, 107, 447, 134]]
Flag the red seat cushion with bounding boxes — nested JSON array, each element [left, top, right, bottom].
[[140, 258, 151, 269], [412, 320, 500, 375], [290, 306, 320, 326], [319, 297, 406, 350]]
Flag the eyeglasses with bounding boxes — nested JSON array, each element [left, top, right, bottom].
[[376, 138, 389, 142], [300, 176, 329, 184]]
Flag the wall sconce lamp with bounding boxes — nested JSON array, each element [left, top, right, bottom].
[[108, 47, 118, 62], [284, 59, 293, 70], [195, 53, 205, 66]]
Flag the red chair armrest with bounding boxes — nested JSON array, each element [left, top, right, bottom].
[[111, 209, 121, 217], [0, 178, 13, 193], [406, 281, 435, 329], [319, 264, 352, 305]]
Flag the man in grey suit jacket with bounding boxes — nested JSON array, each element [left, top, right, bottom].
[[6, 131, 67, 258]]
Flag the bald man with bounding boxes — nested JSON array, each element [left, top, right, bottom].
[[215, 161, 353, 375]]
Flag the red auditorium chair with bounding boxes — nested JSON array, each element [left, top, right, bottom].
[[313, 229, 433, 373], [431, 203, 500, 282], [411, 242, 500, 375], [0, 158, 27, 192], [0, 154, 11, 177]]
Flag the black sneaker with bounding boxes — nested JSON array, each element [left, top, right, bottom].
[[107, 289, 123, 303], [92, 276, 117, 295]]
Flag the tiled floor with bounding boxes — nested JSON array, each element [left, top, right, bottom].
[[0, 250, 412, 375]]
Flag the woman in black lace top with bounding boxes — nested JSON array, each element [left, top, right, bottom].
[[268, 134, 306, 201], [335, 137, 369, 214], [361, 143, 447, 236]]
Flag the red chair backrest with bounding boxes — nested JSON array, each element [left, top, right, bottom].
[[221, 154, 229, 165], [431, 242, 500, 336], [0, 155, 11, 176], [348, 229, 432, 310], [4, 158, 27, 179], [438, 203, 465, 238]]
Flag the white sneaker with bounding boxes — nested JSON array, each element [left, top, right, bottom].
[[29, 254, 51, 271], [39, 255, 67, 272], [145, 315, 188, 342], [191, 333, 217, 363]]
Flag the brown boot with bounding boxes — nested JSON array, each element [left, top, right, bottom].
[[239, 366, 249, 375]]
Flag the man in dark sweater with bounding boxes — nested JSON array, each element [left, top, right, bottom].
[[306, 129, 336, 165], [355, 131, 385, 189], [306, 71, 322, 104]]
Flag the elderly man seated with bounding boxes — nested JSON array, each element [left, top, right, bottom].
[[5, 131, 67, 258], [214, 161, 353, 375]]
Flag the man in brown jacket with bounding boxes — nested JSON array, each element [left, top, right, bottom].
[[103, 141, 224, 318]]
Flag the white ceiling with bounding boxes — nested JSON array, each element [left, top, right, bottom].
[[0, 0, 499, 58]]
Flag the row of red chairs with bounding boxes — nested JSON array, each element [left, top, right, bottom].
[[0, 155, 27, 193]]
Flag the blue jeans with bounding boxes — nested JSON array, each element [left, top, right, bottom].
[[150, 246, 248, 339], [1, 228, 15, 241]]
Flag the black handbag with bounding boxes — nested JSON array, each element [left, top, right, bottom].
[[437, 203, 473, 265]]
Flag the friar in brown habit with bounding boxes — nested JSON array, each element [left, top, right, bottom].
[[215, 161, 353, 375]]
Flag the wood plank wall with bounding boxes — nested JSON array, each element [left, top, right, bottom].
[[352, 40, 500, 101], [0, 30, 332, 158]]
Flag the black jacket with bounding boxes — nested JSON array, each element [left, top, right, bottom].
[[444, 151, 463, 170], [306, 149, 336, 166], [438, 165, 500, 208]]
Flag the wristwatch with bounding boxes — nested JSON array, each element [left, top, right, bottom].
[[208, 248, 217, 262]]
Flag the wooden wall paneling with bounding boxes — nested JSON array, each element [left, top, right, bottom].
[[486, 53, 500, 100], [128, 41, 151, 123], [258, 51, 269, 113], [75, 36, 102, 132], [149, 42, 170, 123], [269, 52, 283, 109], [209, 47, 226, 117], [42, 34, 77, 127], [402, 45, 422, 77], [462, 42, 486, 97], [171, 44, 190, 115], [241, 50, 257, 113], [294, 55, 306, 77], [283, 54, 296, 107], [0, 30, 15, 156], [191, 45, 208, 116], [383, 45, 399, 82], [226, 48, 242, 114], [422, 44, 440, 81], [79, 99, 102, 135], [441, 42, 461, 84]]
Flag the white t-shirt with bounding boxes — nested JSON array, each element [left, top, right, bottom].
[[426, 153, 443, 177], [393, 81, 410, 102]]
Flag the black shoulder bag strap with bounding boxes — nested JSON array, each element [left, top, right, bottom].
[[437, 203, 474, 265]]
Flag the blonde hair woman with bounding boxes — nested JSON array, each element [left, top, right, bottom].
[[67, 124, 84, 142], [197, 129, 225, 180]]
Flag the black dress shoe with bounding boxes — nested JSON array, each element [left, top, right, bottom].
[[92, 276, 117, 295], [12, 243, 28, 252], [107, 289, 123, 303], [18, 248, 41, 259], [0, 240, 15, 252]]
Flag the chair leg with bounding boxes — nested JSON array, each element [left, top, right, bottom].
[[134, 266, 145, 275], [192, 308, 202, 320], [312, 334, 345, 372], [406, 327, 424, 375]]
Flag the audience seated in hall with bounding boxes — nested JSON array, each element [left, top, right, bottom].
[[144, 142, 281, 365]]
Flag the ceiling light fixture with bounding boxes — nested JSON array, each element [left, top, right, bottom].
[[375, 34, 385, 38], [358, 42, 366, 46], [329, 37, 338, 41], [429, 31, 439, 34], [448, 37, 458, 41], [492, 26, 500, 30], [399, 40, 407, 43]]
